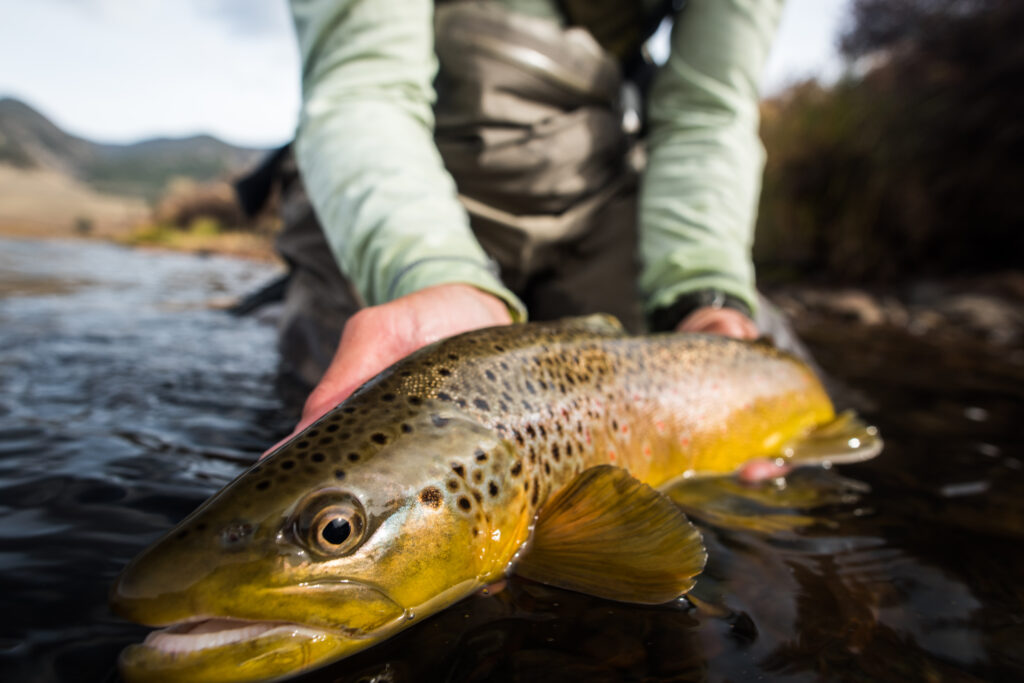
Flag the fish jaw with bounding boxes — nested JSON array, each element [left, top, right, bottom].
[[117, 618, 379, 683], [112, 560, 411, 683]]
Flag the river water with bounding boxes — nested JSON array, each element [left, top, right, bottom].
[[0, 237, 1021, 682]]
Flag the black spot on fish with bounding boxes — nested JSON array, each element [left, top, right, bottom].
[[334, 469, 346, 480], [473, 470, 484, 484], [526, 425, 536, 438], [371, 433, 388, 445], [408, 396, 422, 406], [493, 344, 505, 352], [311, 452, 325, 463], [552, 444, 560, 461], [452, 463, 465, 477], [472, 527, 479, 537], [485, 370, 496, 381], [432, 415, 450, 428], [176, 530, 188, 540], [381, 393, 396, 402], [282, 460, 295, 470], [511, 461, 522, 476], [531, 487, 539, 506], [539, 425, 547, 438], [500, 361, 509, 371], [347, 452, 360, 462], [513, 430, 524, 446], [456, 398, 467, 408], [544, 462, 551, 475], [401, 423, 413, 433], [296, 440, 310, 450], [419, 487, 443, 509], [525, 381, 536, 394], [458, 497, 472, 511], [307, 430, 320, 438], [488, 482, 499, 497], [438, 368, 452, 377], [472, 491, 483, 503], [475, 449, 487, 462], [565, 442, 573, 456], [256, 481, 270, 491], [437, 392, 452, 402], [447, 479, 459, 492], [326, 424, 339, 433], [447, 353, 459, 361], [474, 398, 489, 411], [319, 436, 334, 445]]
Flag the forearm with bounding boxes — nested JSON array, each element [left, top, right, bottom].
[[639, 0, 785, 320], [290, 0, 526, 317]]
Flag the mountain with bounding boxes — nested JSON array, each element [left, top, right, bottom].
[[0, 97, 266, 201]]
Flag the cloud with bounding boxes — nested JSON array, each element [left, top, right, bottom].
[[194, 0, 292, 38]]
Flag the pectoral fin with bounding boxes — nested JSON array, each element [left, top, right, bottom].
[[783, 411, 883, 466], [514, 465, 707, 604]]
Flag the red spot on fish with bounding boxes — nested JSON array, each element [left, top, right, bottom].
[[643, 445, 651, 458], [680, 437, 690, 447], [608, 449, 617, 462], [621, 424, 629, 434], [655, 420, 665, 433]]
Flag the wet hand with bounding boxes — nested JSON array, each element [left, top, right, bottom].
[[676, 306, 758, 340], [263, 284, 513, 458]]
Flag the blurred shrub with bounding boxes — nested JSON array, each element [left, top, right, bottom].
[[154, 178, 245, 231], [755, 0, 1024, 282]]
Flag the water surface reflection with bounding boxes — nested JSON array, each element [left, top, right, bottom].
[[0, 238, 1020, 682]]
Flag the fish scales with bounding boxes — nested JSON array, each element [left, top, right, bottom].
[[111, 316, 850, 683]]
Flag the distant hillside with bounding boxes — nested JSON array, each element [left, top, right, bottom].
[[0, 97, 265, 200]]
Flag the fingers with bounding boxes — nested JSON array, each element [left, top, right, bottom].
[[262, 284, 513, 460], [676, 306, 759, 340]]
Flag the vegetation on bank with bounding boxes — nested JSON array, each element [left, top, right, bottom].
[[755, 0, 1022, 284]]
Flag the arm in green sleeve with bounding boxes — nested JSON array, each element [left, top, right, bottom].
[[639, 0, 785, 320], [289, 0, 526, 319]]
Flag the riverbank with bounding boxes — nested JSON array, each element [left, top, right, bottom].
[[769, 272, 1024, 351], [0, 224, 280, 262]]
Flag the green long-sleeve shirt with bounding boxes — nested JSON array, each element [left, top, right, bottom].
[[289, 0, 783, 322]]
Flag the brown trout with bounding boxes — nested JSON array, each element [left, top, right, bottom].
[[111, 315, 880, 682]]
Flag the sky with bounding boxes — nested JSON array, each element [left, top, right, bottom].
[[0, 0, 852, 148]]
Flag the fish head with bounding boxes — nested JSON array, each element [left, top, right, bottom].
[[111, 400, 530, 682]]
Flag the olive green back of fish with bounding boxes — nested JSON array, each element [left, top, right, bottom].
[[349, 314, 836, 511]]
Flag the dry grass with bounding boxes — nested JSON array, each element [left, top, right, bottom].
[[0, 164, 148, 237]]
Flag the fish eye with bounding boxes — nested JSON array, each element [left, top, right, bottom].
[[294, 494, 366, 557]]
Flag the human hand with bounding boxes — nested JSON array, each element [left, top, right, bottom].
[[263, 284, 513, 457], [676, 306, 758, 340]]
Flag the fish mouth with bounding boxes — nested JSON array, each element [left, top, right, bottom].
[[139, 617, 343, 656]]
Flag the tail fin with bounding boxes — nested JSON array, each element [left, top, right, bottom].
[[784, 411, 883, 466]]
